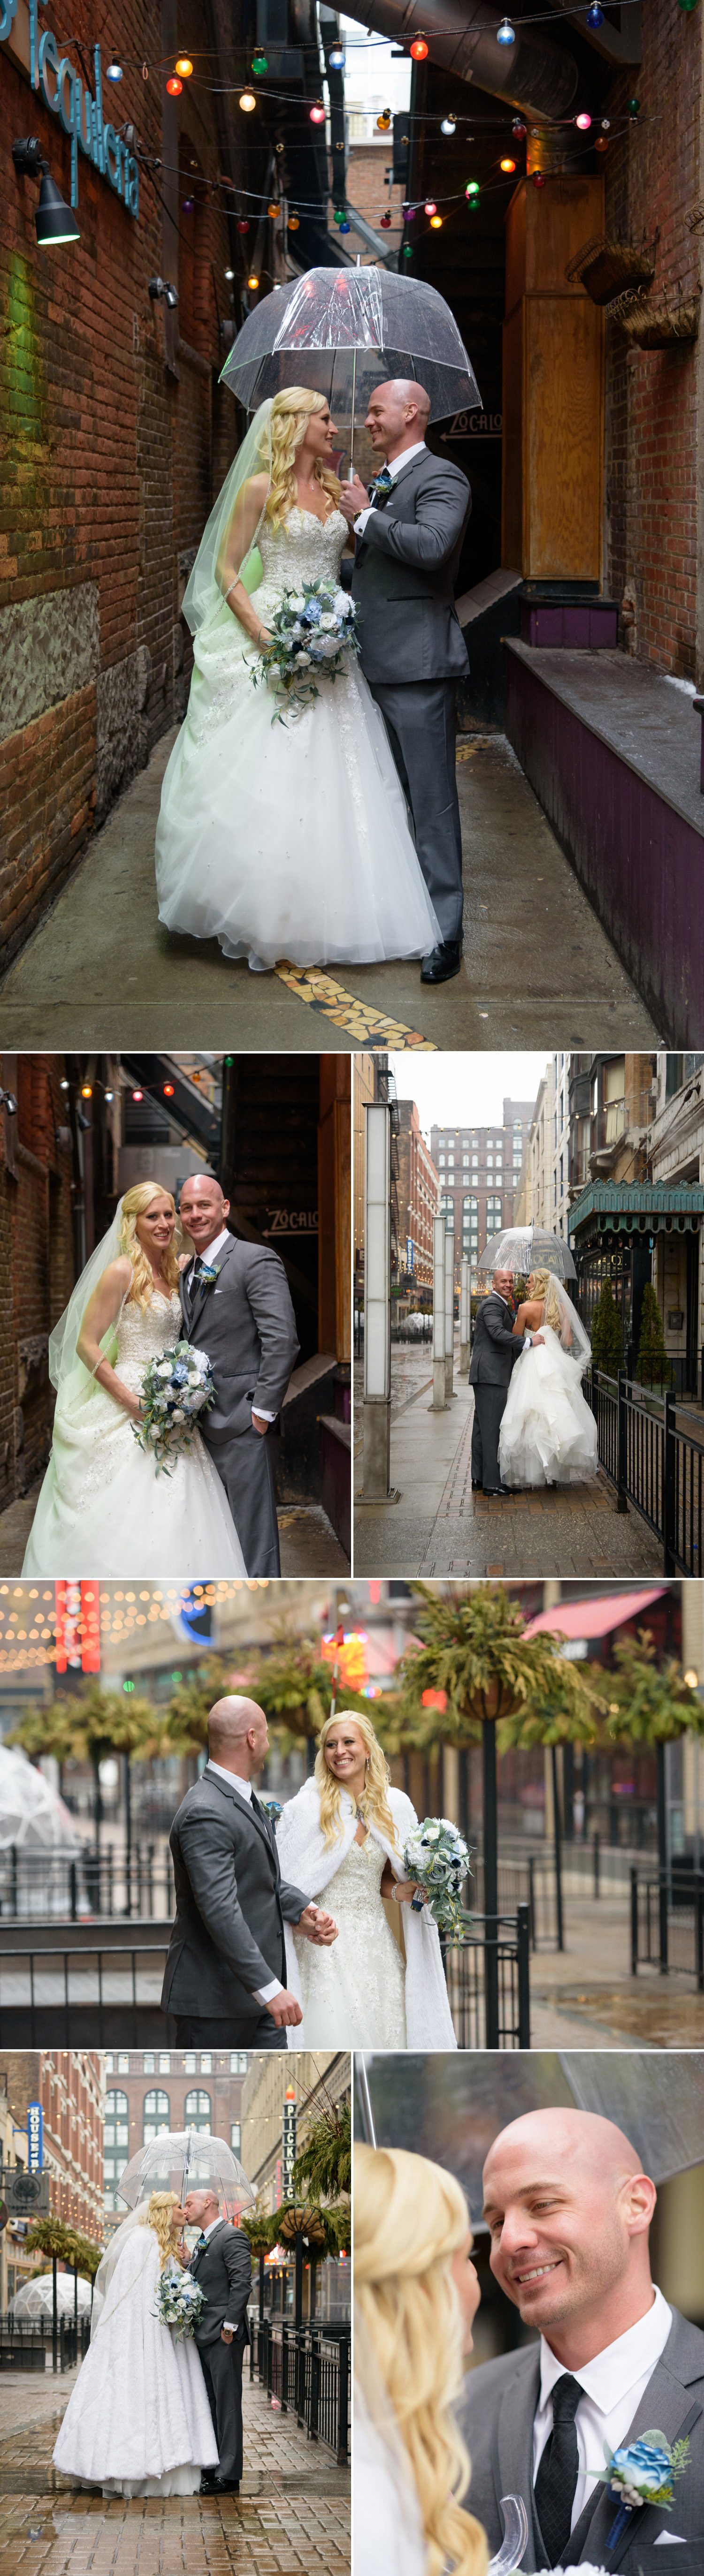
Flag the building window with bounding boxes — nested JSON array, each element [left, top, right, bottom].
[[159, 2053, 170, 2074], [230, 2053, 247, 2075], [604, 1057, 626, 1144], [199, 2054, 212, 2075], [117, 2054, 130, 2075], [183, 2053, 197, 2075], [184, 2089, 212, 2134], [231, 2122, 241, 2154], [104, 2055, 114, 2075], [143, 2054, 155, 2075], [144, 2089, 170, 2141], [486, 1197, 502, 1229]]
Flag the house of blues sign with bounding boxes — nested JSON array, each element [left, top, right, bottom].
[[0, 0, 139, 217]]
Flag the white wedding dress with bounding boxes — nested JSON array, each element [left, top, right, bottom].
[[292, 1833, 407, 2049], [53, 2230, 218, 2496], [23, 1288, 245, 1576], [499, 1319, 599, 1488], [155, 506, 442, 970]]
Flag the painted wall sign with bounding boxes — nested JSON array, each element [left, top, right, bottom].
[[27, 2102, 43, 2171], [0, 0, 139, 216], [441, 411, 503, 441]]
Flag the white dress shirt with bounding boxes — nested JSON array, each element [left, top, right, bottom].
[[205, 1760, 283, 2003], [184, 1225, 275, 1423], [353, 439, 428, 536], [533, 2284, 678, 2538]]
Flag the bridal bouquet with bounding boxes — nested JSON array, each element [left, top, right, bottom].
[[252, 578, 361, 721], [154, 2265, 206, 2342], [403, 1817, 473, 1937], [133, 1342, 215, 1475], [595, 2429, 691, 2548]]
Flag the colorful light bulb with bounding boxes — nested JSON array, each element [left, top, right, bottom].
[[500, 156, 516, 172], [410, 34, 429, 58], [239, 89, 256, 111], [106, 57, 122, 81], [496, 17, 515, 43], [576, 111, 591, 129], [310, 101, 326, 121], [166, 74, 182, 94], [175, 56, 193, 76]]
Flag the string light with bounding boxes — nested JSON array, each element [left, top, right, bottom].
[[496, 17, 515, 42], [175, 56, 193, 77], [440, 115, 456, 135], [237, 216, 249, 233], [512, 118, 526, 138], [166, 74, 182, 94], [424, 198, 436, 214], [267, 201, 278, 217], [430, 212, 442, 226], [586, 2, 604, 21], [402, 242, 413, 258], [500, 155, 516, 171], [576, 111, 591, 129], [106, 57, 122, 81], [247, 273, 259, 288], [309, 100, 326, 121], [338, 217, 350, 232], [288, 211, 300, 228], [465, 179, 479, 198], [532, 169, 546, 187], [627, 96, 640, 117], [410, 34, 429, 58], [376, 108, 391, 129], [328, 45, 345, 67], [239, 89, 256, 111], [252, 48, 268, 72], [380, 211, 391, 227]]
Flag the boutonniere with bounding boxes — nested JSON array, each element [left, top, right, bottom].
[[596, 2430, 691, 2549], [260, 1798, 283, 1823], [193, 1261, 220, 1289]]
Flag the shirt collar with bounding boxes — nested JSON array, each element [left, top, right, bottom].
[[188, 1225, 230, 1273], [202, 2216, 223, 2240], [539, 2284, 672, 2413], [491, 1289, 508, 1308], [207, 1759, 252, 1799], [387, 440, 427, 480]]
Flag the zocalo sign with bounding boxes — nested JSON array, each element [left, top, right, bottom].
[[0, 0, 139, 216]]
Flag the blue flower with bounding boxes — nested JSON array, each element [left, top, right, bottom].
[[304, 599, 322, 624]]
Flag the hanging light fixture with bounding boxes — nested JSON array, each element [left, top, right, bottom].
[[500, 155, 516, 172], [252, 48, 268, 72], [310, 100, 326, 121], [175, 56, 193, 76], [496, 17, 515, 42], [106, 56, 122, 81], [247, 272, 259, 289], [329, 45, 345, 67], [12, 140, 80, 245], [440, 115, 456, 136], [410, 34, 429, 59], [424, 198, 436, 214], [166, 74, 182, 93], [429, 212, 442, 227], [239, 89, 256, 111]]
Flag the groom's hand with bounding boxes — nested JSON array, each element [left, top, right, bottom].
[[266, 1987, 303, 2027], [338, 475, 370, 525], [298, 1903, 338, 1945], [252, 1412, 269, 1436], [221, 2327, 234, 2343]]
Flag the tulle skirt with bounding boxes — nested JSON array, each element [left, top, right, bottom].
[[498, 1338, 599, 1487], [155, 590, 441, 969], [23, 1368, 246, 1576]]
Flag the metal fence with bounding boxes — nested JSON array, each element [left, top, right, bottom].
[[0, 1921, 171, 2043], [584, 1367, 704, 1573], [249, 2321, 349, 2462], [630, 1866, 704, 1987], [0, 2314, 92, 2372], [440, 1907, 530, 2048], [0, 1844, 175, 1922]]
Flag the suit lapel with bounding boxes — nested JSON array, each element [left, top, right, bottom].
[[206, 1766, 278, 1869], [561, 2355, 703, 2567], [187, 1231, 236, 1333], [492, 2350, 540, 2545]]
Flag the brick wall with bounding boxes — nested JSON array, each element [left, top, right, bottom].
[[603, 11, 701, 674], [0, 0, 243, 965], [0, 1054, 74, 1508]]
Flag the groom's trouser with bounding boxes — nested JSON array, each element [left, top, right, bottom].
[[471, 1386, 506, 1492], [175, 2011, 287, 2050], [369, 678, 463, 943], [203, 1422, 280, 1576], [199, 2333, 245, 2484]]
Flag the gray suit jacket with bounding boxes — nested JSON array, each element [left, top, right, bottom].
[[188, 2217, 252, 2349], [468, 1293, 528, 1388], [351, 447, 471, 684], [179, 1229, 299, 1442], [161, 1765, 308, 2020], [458, 2304, 704, 2573]]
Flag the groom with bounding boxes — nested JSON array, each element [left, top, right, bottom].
[[339, 378, 471, 987], [162, 1693, 338, 2046], [179, 2186, 252, 2494], [178, 1171, 299, 1576], [459, 2106, 704, 2571], [469, 1268, 542, 1496]]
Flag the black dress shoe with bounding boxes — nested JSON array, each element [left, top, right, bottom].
[[421, 938, 462, 984], [483, 1484, 513, 1497], [215, 2480, 240, 2494]]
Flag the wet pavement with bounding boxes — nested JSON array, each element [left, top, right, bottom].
[[0, 2364, 349, 2576], [525, 1890, 704, 2050], [353, 1345, 665, 1578], [0, 733, 659, 1052], [0, 1487, 347, 1578]]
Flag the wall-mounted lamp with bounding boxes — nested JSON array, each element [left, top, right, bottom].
[[13, 139, 79, 246], [0, 1089, 17, 1117], [148, 275, 179, 308]]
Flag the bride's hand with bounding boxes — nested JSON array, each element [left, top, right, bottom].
[[298, 1903, 338, 1945], [392, 1879, 428, 1905]]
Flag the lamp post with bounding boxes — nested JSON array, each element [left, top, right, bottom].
[[444, 1213, 455, 1401], [459, 1258, 470, 1374], [431, 1213, 446, 1410], [362, 1102, 397, 1497]]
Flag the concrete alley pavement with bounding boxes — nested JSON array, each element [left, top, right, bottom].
[[0, 732, 659, 1051], [353, 1340, 665, 1577]]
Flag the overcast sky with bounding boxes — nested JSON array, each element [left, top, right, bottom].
[[388, 1052, 548, 1144]]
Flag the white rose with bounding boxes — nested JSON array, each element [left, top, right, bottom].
[[333, 590, 351, 617], [321, 636, 339, 658], [290, 594, 306, 613], [319, 613, 337, 630], [268, 663, 281, 680], [171, 1409, 185, 1425], [296, 651, 312, 667], [291, 621, 303, 637]]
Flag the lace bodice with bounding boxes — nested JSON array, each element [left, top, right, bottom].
[[256, 505, 348, 593], [115, 1289, 183, 1386]]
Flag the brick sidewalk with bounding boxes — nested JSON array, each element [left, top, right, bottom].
[[0, 2368, 349, 2576]]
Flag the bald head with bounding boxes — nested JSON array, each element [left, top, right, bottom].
[[365, 378, 430, 465], [207, 1694, 268, 1779], [179, 1172, 230, 1255], [482, 2106, 657, 2369]]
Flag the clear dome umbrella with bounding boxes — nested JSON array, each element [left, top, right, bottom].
[[220, 265, 481, 469], [477, 1224, 577, 1280], [116, 2128, 255, 2218]]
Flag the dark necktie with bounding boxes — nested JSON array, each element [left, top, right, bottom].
[[534, 2372, 582, 2568]]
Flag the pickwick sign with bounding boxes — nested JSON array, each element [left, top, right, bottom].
[[0, 0, 139, 217]]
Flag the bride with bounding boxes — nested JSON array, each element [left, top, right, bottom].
[[498, 1268, 598, 1490], [275, 1711, 457, 2051], [53, 2192, 219, 2495], [23, 1180, 245, 1576], [155, 386, 442, 970]]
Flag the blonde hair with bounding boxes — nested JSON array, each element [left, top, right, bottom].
[[146, 2190, 180, 2269], [354, 2146, 488, 2576], [118, 1182, 181, 1310], [315, 1709, 399, 1852], [261, 386, 341, 530], [529, 1267, 565, 1334]]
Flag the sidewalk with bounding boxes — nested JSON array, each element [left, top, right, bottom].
[[0, 1485, 348, 1578], [0, 2361, 349, 2576], [0, 731, 658, 1052], [353, 1344, 665, 1578], [524, 1889, 704, 2051]]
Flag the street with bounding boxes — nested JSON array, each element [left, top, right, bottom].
[[353, 1340, 666, 1577], [0, 734, 658, 1053]]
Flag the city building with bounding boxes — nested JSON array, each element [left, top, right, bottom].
[[241, 2051, 351, 2325], [0, 2053, 104, 2300], [642, 1054, 704, 1382], [566, 1053, 692, 1365], [429, 1098, 534, 1285], [102, 2051, 249, 2228], [394, 1101, 441, 1300]]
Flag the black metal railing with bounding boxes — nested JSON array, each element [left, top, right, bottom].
[[440, 1906, 530, 2048], [0, 1844, 175, 1923], [249, 2321, 349, 2463], [472, 1854, 559, 1953], [0, 2313, 92, 2372], [390, 1318, 433, 1345], [0, 1921, 172, 2043], [585, 1367, 704, 1573], [630, 1866, 704, 1987]]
